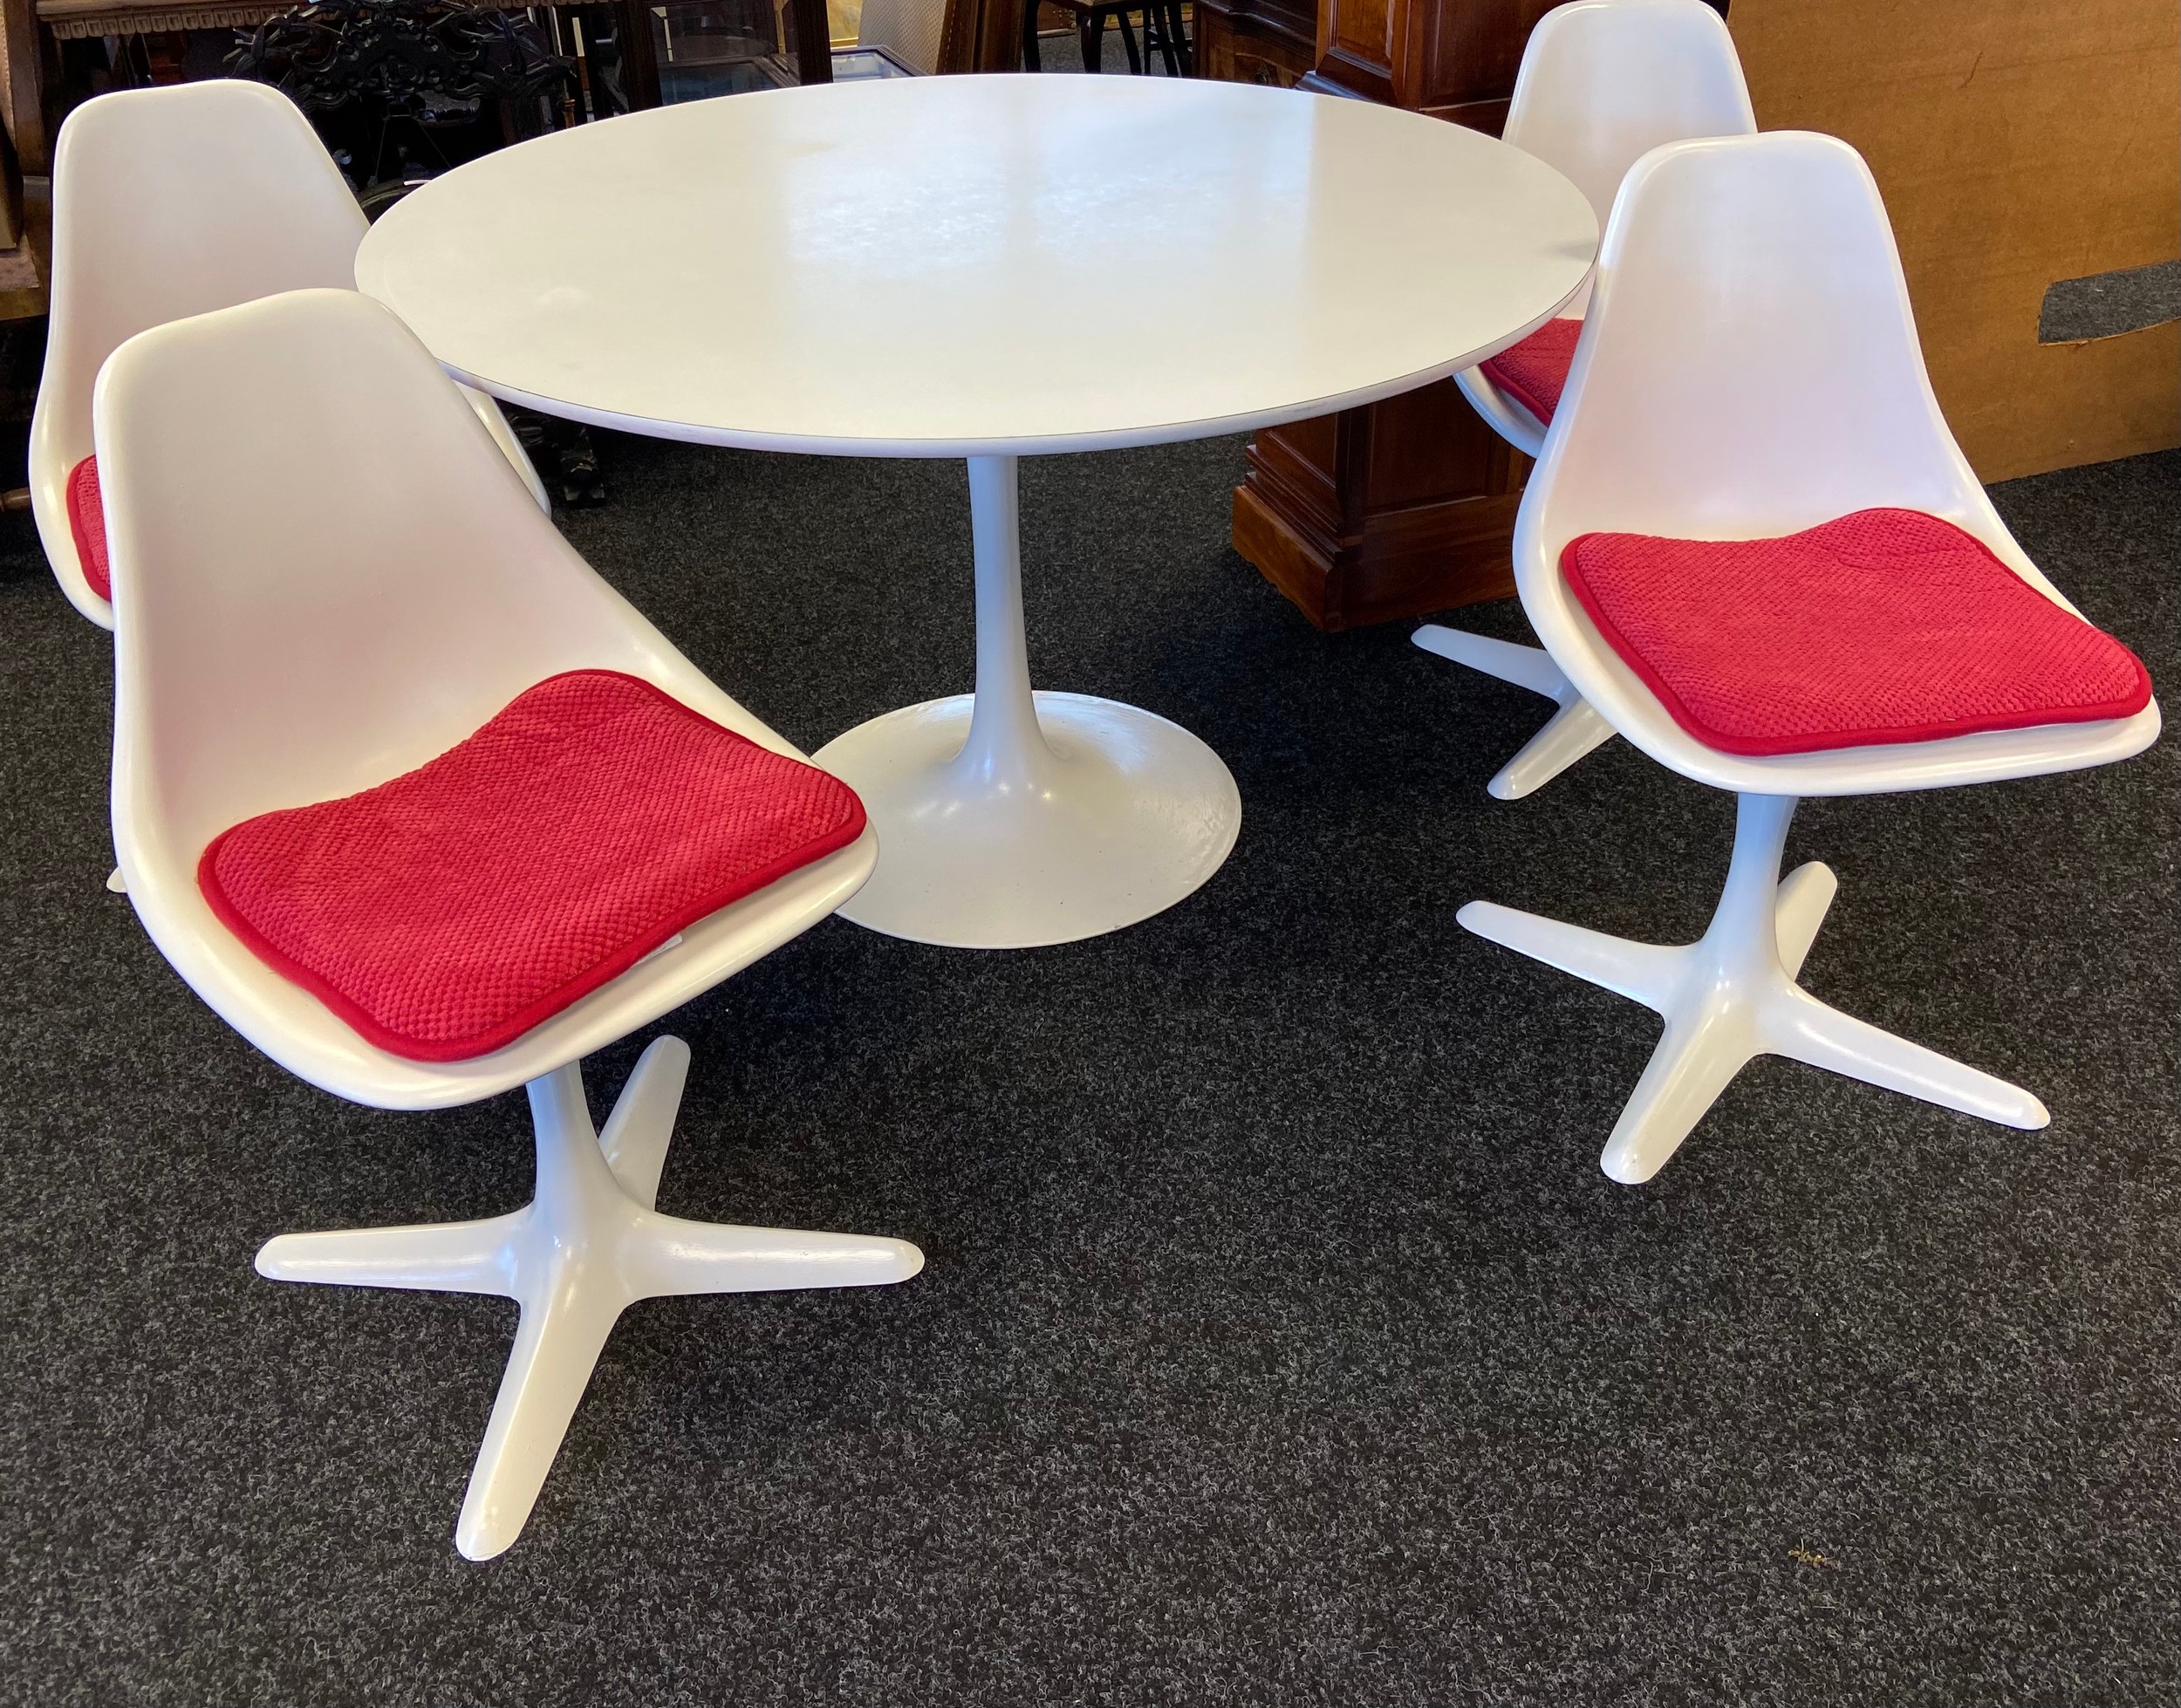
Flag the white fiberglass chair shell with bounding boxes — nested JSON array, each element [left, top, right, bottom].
[[31, 79, 546, 632], [1462, 131, 2159, 1185], [100, 288, 920, 1560], [1417, 0, 1756, 801]]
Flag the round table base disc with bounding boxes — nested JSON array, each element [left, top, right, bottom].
[[813, 692, 1241, 948]]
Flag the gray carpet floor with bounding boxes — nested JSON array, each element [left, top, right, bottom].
[[0, 435, 2175, 1705]]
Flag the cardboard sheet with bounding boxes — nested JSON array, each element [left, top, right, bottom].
[[1731, 0, 2180, 480]]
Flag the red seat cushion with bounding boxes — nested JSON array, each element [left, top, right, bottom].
[[199, 670, 866, 1062], [68, 455, 110, 602], [1479, 317, 1583, 427], [1561, 509, 2153, 756]]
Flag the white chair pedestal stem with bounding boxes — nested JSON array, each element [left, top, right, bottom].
[[1460, 791, 2051, 1185], [1411, 624, 1617, 799], [254, 1036, 925, 1561]]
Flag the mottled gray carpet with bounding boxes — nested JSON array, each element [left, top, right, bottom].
[[0, 436, 2175, 1706]]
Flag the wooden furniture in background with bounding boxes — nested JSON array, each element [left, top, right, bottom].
[[935, 0, 1020, 70], [1228, 0, 1558, 630], [0, 0, 672, 314], [1191, 0, 1309, 85], [1235, 370, 1528, 629], [6, 0, 296, 181], [1, 0, 38, 262], [1729, 0, 2178, 482], [1022, 0, 1188, 74], [1301, 0, 1551, 126]]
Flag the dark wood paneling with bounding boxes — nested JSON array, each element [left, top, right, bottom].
[[940, 0, 1027, 71], [1226, 0, 1556, 629], [1235, 376, 1524, 631], [1192, 0, 1316, 85], [613, 0, 663, 107], [1302, 0, 1553, 120]]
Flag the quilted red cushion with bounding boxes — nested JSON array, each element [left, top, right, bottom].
[[1561, 509, 2153, 756], [68, 455, 109, 602], [200, 670, 866, 1062], [1479, 318, 1583, 427]]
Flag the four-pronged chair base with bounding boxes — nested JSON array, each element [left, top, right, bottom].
[[255, 1036, 924, 1560], [1460, 792, 2049, 1184], [1412, 624, 1616, 800]]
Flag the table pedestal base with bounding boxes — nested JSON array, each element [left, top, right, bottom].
[[815, 454, 1240, 948], [816, 691, 1241, 948]]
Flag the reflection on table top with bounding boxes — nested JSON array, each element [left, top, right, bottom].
[[358, 75, 1597, 456]]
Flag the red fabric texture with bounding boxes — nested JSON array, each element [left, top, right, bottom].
[[1479, 318, 1583, 426], [67, 455, 110, 602], [199, 670, 866, 1062], [1560, 509, 2153, 756]]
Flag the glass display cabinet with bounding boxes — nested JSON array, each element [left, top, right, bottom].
[[644, 0, 911, 100]]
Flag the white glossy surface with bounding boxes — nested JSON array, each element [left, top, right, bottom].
[[258, 1044, 922, 1559], [1503, 0, 1756, 234], [1453, 363, 1549, 460], [106, 290, 920, 1557], [817, 455, 1240, 946], [357, 75, 1598, 457], [1462, 134, 2159, 1183], [1426, 0, 1757, 799], [102, 290, 874, 1110], [1410, 623, 1611, 800], [823, 693, 1241, 946], [359, 77, 1592, 946], [1518, 133, 2159, 797], [1463, 795, 2048, 1185], [34, 84, 545, 631]]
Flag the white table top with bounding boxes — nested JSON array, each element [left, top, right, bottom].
[[357, 76, 1598, 458]]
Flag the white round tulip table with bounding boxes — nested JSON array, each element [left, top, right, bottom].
[[356, 75, 1597, 948]]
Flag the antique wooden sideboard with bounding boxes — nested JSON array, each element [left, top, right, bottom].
[[1209, 0, 1569, 629]]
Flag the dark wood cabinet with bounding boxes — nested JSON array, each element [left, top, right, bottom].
[[1225, 0, 1556, 630], [1302, 0, 1554, 128], [1234, 372, 1526, 631], [1192, 0, 1316, 85]]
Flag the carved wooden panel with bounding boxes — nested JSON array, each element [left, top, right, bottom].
[[1227, 0, 1560, 628], [1193, 0, 1316, 85], [1305, 0, 1555, 128], [1234, 378, 1526, 631]]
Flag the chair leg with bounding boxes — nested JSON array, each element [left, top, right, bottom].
[[1772, 858, 1837, 981], [1601, 1000, 1762, 1186], [1459, 900, 1682, 1010], [457, 1279, 624, 1562], [1490, 700, 1617, 803], [1080, 12, 1102, 68], [596, 1035, 687, 1210], [1021, 0, 1042, 69], [1412, 624, 1617, 800], [1115, 6, 1142, 72], [1765, 987, 2049, 1130], [1461, 792, 2050, 1185], [255, 1046, 924, 1560], [1172, 0, 1193, 73], [1149, 2, 1179, 72], [256, 1211, 524, 1294]]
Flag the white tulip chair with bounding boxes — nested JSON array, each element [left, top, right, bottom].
[[1414, 0, 1756, 801], [1461, 132, 2160, 1185], [32, 79, 548, 634], [99, 288, 921, 1560]]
